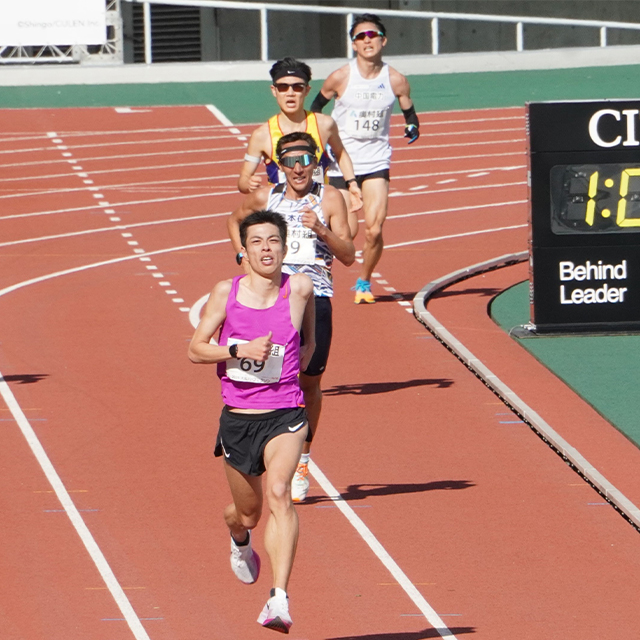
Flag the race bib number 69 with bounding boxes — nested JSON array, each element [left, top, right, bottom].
[[225, 338, 285, 384]]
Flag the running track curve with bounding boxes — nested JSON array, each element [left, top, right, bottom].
[[1, 105, 639, 640]]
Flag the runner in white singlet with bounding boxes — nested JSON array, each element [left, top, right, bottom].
[[328, 58, 396, 177], [311, 12, 420, 304]]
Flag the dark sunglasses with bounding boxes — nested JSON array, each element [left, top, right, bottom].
[[274, 82, 307, 93], [279, 153, 315, 168], [352, 30, 384, 42]]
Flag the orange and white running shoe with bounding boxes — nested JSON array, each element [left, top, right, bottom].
[[291, 462, 309, 503]]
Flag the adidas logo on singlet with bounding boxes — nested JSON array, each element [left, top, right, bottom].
[[377, 83, 386, 89]]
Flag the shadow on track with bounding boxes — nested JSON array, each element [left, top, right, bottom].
[[432, 287, 502, 299], [327, 626, 476, 639], [1, 374, 48, 385], [302, 480, 475, 505], [324, 378, 454, 396]]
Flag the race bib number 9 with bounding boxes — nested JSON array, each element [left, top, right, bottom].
[[345, 108, 388, 139], [283, 227, 316, 265], [226, 338, 285, 384]]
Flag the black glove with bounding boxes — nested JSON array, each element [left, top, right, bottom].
[[404, 124, 419, 144]]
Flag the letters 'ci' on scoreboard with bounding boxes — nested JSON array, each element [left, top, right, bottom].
[[528, 99, 640, 333]]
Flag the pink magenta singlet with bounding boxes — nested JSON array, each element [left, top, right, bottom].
[[217, 274, 304, 409]]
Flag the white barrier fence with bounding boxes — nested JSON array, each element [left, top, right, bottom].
[[123, 0, 640, 64]]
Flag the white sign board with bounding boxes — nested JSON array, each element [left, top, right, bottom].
[[0, 0, 107, 46]]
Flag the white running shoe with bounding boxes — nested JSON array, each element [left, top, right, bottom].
[[291, 462, 310, 503], [230, 533, 260, 584], [257, 589, 292, 634]]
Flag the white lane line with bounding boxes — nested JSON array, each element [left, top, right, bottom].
[[420, 115, 522, 126], [0, 160, 238, 182], [419, 126, 523, 137], [386, 199, 527, 222], [0, 175, 223, 201], [206, 104, 248, 141], [0, 146, 248, 170], [0, 192, 231, 221], [389, 180, 526, 198], [0, 124, 247, 144], [0, 377, 151, 640], [0, 133, 244, 156], [385, 224, 527, 250], [395, 138, 525, 151], [395, 151, 524, 166], [0, 212, 230, 248], [309, 461, 458, 639], [0, 239, 228, 299]]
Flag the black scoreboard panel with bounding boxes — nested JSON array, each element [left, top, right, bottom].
[[528, 100, 640, 333]]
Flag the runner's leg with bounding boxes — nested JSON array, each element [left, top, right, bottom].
[[299, 372, 323, 454], [262, 428, 308, 591], [359, 177, 389, 282], [223, 461, 263, 542]]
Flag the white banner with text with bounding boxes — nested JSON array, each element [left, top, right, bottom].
[[1, 0, 106, 46]]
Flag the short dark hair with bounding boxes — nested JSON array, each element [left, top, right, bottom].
[[276, 131, 318, 160], [349, 13, 386, 39], [239, 210, 287, 248], [269, 57, 312, 84]]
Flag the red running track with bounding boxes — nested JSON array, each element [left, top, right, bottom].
[[0, 105, 639, 640]]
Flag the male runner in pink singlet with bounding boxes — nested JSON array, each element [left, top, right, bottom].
[[189, 210, 315, 634]]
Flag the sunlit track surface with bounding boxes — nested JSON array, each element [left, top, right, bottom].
[[3, 104, 640, 640]]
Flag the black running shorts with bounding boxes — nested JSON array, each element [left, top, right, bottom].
[[215, 406, 308, 476], [301, 296, 332, 377], [329, 168, 390, 190]]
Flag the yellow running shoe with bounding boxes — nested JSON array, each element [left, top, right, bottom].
[[354, 278, 375, 304]]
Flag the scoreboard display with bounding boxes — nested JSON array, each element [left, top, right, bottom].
[[528, 100, 640, 333]]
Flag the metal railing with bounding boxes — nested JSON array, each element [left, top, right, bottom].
[[122, 0, 640, 64]]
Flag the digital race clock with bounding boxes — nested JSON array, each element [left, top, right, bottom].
[[528, 100, 640, 333], [551, 163, 640, 234]]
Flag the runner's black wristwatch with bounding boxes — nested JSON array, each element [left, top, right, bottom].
[[229, 344, 239, 358], [235, 252, 243, 266]]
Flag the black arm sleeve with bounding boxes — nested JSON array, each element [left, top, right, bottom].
[[310, 91, 331, 113], [402, 104, 419, 128]]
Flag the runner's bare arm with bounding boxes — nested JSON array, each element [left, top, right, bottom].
[[188, 280, 232, 363], [188, 281, 274, 363], [227, 188, 270, 256], [237, 125, 269, 193], [300, 189, 355, 266]]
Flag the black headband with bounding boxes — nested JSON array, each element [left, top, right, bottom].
[[278, 145, 316, 160], [272, 68, 310, 84]]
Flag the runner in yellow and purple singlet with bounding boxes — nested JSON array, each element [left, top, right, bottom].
[[237, 57, 362, 240]]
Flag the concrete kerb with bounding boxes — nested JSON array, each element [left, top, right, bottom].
[[412, 251, 640, 531]]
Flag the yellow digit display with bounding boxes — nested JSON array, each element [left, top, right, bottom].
[[585, 170, 598, 226], [551, 163, 640, 234], [617, 168, 640, 227]]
